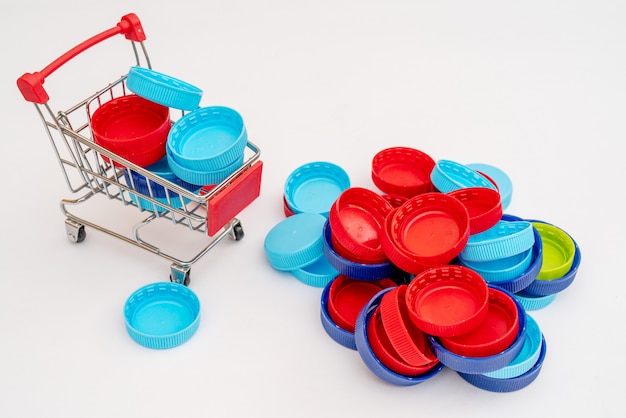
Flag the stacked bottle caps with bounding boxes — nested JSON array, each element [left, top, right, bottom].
[[263, 146, 580, 392], [89, 66, 248, 214]]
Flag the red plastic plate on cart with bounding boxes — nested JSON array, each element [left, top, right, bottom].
[[207, 161, 263, 236]]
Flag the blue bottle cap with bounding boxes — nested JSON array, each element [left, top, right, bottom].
[[514, 291, 558, 311], [458, 247, 533, 283], [322, 219, 400, 281], [124, 282, 201, 349], [489, 225, 543, 294], [457, 336, 547, 392], [460, 220, 535, 262], [430, 159, 498, 194], [264, 213, 327, 271], [291, 255, 339, 288], [354, 288, 446, 386], [320, 278, 357, 350], [283, 161, 350, 218], [466, 163, 513, 210], [166, 148, 243, 186], [483, 313, 543, 379], [167, 106, 248, 172], [427, 286, 527, 374], [126, 66, 203, 111]]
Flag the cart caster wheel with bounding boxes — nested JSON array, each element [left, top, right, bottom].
[[65, 219, 86, 243], [170, 265, 191, 286], [233, 223, 244, 241]]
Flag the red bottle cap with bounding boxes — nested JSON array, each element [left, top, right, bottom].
[[379, 285, 437, 366], [328, 187, 393, 263], [439, 287, 520, 357], [405, 265, 490, 337], [371, 147, 436, 198], [380, 208, 433, 275], [367, 305, 440, 376], [387, 192, 470, 266], [327, 275, 396, 333], [447, 187, 503, 235]]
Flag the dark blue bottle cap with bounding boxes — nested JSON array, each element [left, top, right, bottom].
[[428, 286, 527, 374], [320, 278, 357, 350], [354, 288, 445, 386], [322, 220, 400, 281], [457, 336, 547, 392]]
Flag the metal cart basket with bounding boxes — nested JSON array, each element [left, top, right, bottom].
[[16, 13, 263, 285]]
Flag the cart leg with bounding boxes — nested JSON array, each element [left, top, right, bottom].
[[170, 264, 191, 286], [65, 219, 86, 243]]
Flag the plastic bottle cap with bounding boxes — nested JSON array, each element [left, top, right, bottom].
[[460, 220, 535, 262], [381, 194, 409, 208], [430, 160, 498, 194], [322, 219, 400, 281], [439, 287, 520, 358], [283, 161, 350, 217], [354, 288, 446, 386], [428, 293, 527, 374], [368, 303, 440, 376], [378, 285, 437, 366], [483, 313, 543, 379], [320, 278, 357, 350], [328, 187, 393, 263], [447, 187, 503, 234], [327, 275, 396, 333], [387, 193, 470, 267], [126, 66, 203, 111], [530, 221, 576, 281], [379, 208, 433, 275], [167, 106, 247, 172], [290, 255, 339, 288], [404, 265, 490, 337], [124, 282, 201, 349], [466, 163, 513, 211], [264, 213, 327, 271], [514, 291, 558, 311], [457, 336, 547, 392], [166, 148, 243, 186], [458, 247, 533, 283], [371, 147, 436, 198]]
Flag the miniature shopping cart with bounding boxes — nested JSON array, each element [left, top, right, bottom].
[[16, 13, 263, 286]]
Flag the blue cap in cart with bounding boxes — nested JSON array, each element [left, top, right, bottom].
[[124, 282, 201, 349], [126, 66, 203, 110], [264, 213, 327, 271]]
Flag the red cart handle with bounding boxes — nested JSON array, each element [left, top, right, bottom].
[[17, 13, 146, 104]]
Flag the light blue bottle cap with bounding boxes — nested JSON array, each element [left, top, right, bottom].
[[166, 147, 243, 186], [460, 220, 535, 262], [458, 336, 547, 392], [514, 291, 557, 311], [458, 247, 533, 283], [466, 163, 513, 210], [430, 160, 498, 194], [264, 213, 327, 271], [483, 313, 543, 379], [167, 106, 248, 172], [284, 161, 350, 218], [126, 66, 203, 111], [124, 282, 201, 349], [291, 255, 339, 288]]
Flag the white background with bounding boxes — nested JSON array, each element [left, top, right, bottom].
[[2, 1, 624, 417]]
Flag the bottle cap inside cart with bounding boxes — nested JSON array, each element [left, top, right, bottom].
[[126, 66, 203, 111]]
